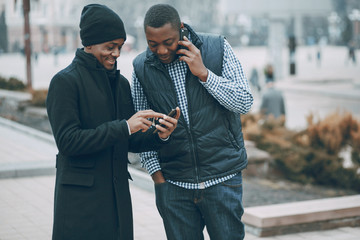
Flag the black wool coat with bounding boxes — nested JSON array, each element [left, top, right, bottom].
[[46, 49, 165, 240]]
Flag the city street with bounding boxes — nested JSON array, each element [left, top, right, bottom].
[[0, 45, 359, 130]]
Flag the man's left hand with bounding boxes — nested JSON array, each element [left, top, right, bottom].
[[156, 107, 181, 139]]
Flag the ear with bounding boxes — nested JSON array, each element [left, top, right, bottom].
[[84, 45, 92, 53], [180, 22, 184, 28]]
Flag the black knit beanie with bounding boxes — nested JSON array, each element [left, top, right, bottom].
[[80, 4, 126, 46]]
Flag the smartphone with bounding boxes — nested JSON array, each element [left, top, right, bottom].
[[178, 27, 189, 53], [180, 27, 189, 41], [153, 108, 177, 134]]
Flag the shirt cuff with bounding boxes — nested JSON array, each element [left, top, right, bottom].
[[145, 161, 162, 176], [126, 121, 131, 135], [200, 70, 219, 90], [160, 136, 170, 141]]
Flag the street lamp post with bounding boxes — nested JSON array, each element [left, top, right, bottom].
[[23, 0, 32, 90], [22, 0, 32, 90]]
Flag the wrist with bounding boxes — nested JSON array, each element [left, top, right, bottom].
[[152, 171, 166, 184], [198, 69, 209, 82]]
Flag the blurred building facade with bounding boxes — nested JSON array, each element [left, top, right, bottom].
[[0, 0, 221, 53], [0, 0, 85, 53], [219, 0, 340, 46], [0, 0, 359, 54]]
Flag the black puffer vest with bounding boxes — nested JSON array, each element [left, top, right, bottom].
[[133, 25, 247, 183]]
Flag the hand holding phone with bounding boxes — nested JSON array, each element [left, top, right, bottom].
[[153, 108, 178, 134], [180, 27, 189, 42], [177, 28, 208, 82]]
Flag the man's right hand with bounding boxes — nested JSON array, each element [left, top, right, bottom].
[[127, 110, 165, 134], [152, 171, 166, 184]]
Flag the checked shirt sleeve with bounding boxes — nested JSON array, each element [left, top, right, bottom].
[[200, 39, 253, 114], [131, 71, 162, 175]]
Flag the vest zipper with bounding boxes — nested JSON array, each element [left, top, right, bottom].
[[154, 59, 200, 184], [187, 126, 199, 184], [185, 73, 200, 185]]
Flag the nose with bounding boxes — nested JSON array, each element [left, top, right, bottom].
[[157, 45, 168, 55], [112, 48, 120, 58]]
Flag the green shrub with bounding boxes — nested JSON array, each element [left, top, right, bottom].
[[0, 76, 7, 89], [8, 77, 26, 90], [0, 75, 26, 91]]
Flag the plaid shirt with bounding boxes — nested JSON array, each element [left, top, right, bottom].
[[131, 39, 253, 189]]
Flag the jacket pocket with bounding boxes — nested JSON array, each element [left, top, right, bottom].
[[60, 172, 94, 187], [69, 156, 96, 169]]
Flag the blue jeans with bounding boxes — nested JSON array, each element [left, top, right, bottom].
[[155, 173, 244, 240]]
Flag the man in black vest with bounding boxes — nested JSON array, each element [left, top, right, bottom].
[[46, 4, 179, 240], [131, 4, 253, 240]]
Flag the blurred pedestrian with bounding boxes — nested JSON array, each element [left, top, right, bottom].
[[264, 64, 274, 83], [347, 41, 356, 65], [316, 36, 328, 68], [33, 51, 38, 64], [53, 46, 59, 66], [316, 46, 321, 67], [260, 79, 286, 122], [249, 67, 261, 92], [131, 3, 253, 240], [46, 4, 179, 240]]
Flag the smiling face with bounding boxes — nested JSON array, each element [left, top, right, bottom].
[[85, 38, 125, 70], [145, 23, 180, 64]]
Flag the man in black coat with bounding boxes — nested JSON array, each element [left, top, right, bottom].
[[46, 4, 179, 240]]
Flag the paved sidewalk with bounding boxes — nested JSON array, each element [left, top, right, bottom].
[[1, 117, 360, 239], [0, 118, 56, 179], [1, 175, 359, 240], [0, 175, 168, 240]]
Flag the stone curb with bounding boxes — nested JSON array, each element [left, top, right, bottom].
[[0, 116, 55, 144], [0, 161, 55, 179], [0, 117, 154, 193]]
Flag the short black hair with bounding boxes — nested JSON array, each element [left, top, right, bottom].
[[143, 4, 181, 31]]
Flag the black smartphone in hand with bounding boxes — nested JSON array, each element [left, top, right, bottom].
[[180, 27, 189, 41], [178, 27, 189, 53], [153, 108, 177, 134]]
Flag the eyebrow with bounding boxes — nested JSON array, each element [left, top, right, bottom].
[[109, 42, 124, 47], [148, 38, 173, 44]]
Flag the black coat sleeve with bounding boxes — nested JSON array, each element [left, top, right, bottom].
[[46, 73, 130, 157], [47, 71, 168, 157]]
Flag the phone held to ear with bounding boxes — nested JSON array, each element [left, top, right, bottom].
[[180, 27, 189, 41], [153, 108, 178, 134], [179, 27, 189, 52]]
